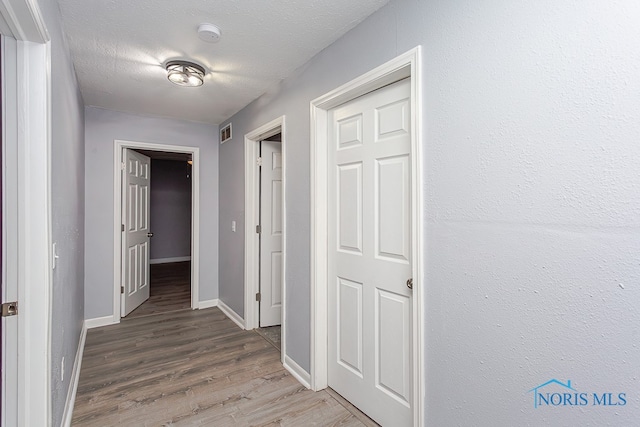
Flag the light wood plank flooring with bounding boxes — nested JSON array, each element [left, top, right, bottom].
[[255, 326, 281, 351], [127, 261, 191, 319], [72, 308, 377, 426]]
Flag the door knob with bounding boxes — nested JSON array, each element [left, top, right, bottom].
[[406, 278, 413, 289], [147, 232, 154, 237]]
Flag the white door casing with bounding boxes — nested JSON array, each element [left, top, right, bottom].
[[243, 117, 286, 332], [244, 117, 295, 381], [113, 140, 200, 323], [310, 45, 424, 427], [259, 140, 283, 327], [121, 149, 151, 316], [327, 78, 413, 426], [0, 1, 52, 424]]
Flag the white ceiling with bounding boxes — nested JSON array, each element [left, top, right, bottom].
[[56, 0, 390, 125]]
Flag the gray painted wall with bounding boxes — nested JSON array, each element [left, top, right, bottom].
[[219, 0, 640, 425], [149, 159, 192, 261], [84, 107, 219, 319], [38, 0, 86, 425]]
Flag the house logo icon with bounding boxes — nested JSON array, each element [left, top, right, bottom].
[[527, 379, 627, 408], [527, 379, 576, 408]]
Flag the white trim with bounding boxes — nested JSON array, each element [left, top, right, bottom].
[[198, 299, 219, 310], [85, 315, 119, 330], [0, 0, 49, 42], [0, 3, 51, 425], [150, 256, 191, 265], [17, 36, 52, 427], [283, 355, 311, 389], [217, 299, 246, 330], [243, 116, 287, 337], [280, 123, 287, 366], [309, 89, 328, 392], [113, 140, 200, 319], [243, 132, 259, 330], [61, 322, 87, 427], [309, 47, 425, 426]]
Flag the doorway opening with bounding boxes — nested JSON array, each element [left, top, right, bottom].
[[254, 133, 282, 350], [125, 152, 193, 319], [244, 117, 286, 358], [113, 140, 200, 324]]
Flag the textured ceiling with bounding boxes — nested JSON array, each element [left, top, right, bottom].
[[56, 0, 390, 124]]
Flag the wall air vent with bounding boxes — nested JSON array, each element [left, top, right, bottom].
[[220, 123, 232, 144]]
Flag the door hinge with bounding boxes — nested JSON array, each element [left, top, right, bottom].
[[256, 293, 261, 302], [120, 286, 124, 294], [257, 157, 262, 167], [256, 224, 261, 234], [121, 162, 126, 170], [121, 224, 125, 232], [1, 302, 18, 317]]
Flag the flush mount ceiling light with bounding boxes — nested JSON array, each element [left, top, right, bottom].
[[166, 60, 205, 87]]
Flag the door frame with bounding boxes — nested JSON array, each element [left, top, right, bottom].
[[243, 116, 286, 356], [310, 47, 425, 425], [1, 1, 52, 425], [113, 140, 200, 322]]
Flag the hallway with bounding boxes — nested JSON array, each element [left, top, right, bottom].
[[71, 308, 377, 426]]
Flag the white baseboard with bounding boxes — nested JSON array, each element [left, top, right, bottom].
[[85, 315, 118, 329], [150, 256, 191, 265], [198, 299, 218, 309], [217, 299, 246, 330], [61, 322, 87, 427], [284, 355, 311, 389]]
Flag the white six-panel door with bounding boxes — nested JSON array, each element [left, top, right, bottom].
[[121, 149, 151, 316], [259, 140, 283, 327], [328, 78, 413, 426]]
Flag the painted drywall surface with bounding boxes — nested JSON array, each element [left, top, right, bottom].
[[218, 2, 398, 364], [417, 1, 640, 424], [218, 134, 245, 317], [37, 0, 86, 425], [84, 107, 219, 318], [149, 159, 192, 260], [220, 0, 640, 425]]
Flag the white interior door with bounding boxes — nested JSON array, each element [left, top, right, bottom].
[[259, 140, 283, 327], [328, 78, 413, 426], [121, 149, 151, 316]]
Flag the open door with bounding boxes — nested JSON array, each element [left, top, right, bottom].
[[121, 149, 151, 316], [259, 140, 282, 327]]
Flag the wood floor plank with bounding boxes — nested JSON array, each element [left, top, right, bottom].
[[127, 261, 192, 319], [72, 307, 375, 426]]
